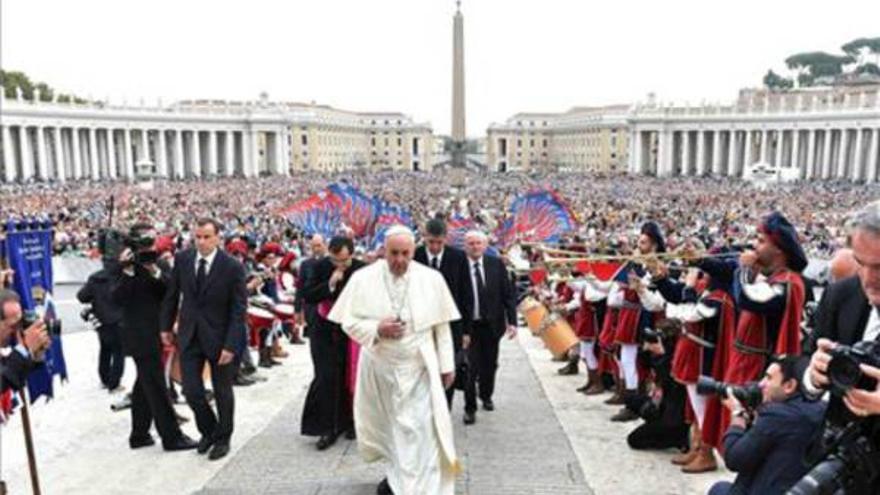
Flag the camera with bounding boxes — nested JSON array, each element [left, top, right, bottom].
[[99, 228, 158, 266], [696, 376, 763, 411], [22, 309, 62, 337], [642, 319, 682, 344], [826, 340, 880, 397]]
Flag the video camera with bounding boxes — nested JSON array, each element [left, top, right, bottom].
[[696, 376, 763, 411], [98, 228, 159, 266], [787, 341, 880, 494]]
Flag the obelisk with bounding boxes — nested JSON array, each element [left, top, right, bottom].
[[451, 0, 466, 167]]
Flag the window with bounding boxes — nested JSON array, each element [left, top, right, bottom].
[[301, 134, 308, 146]]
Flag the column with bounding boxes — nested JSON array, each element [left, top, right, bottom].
[[805, 130, 816, 180], [726, 130, 737, 175], [124, 128, 135, 179], [741, 130, 752, 176], [791, 129, 800, 170], [272, 130, 285, 175], [18, 126, 34, 180], [696, 130, 706, 175], [35, 126, 48, 180], [71, 128, 83, 180], [53, 127, 65, 182], [2, 126, 17, 182], [774, 129, 784, 168], [107, 130, 117, 180], [225, 130, 235, 176], [246, 129, 259, 177], [852, 128, 864, 181], [174, 129, 185, 179], [89, 127, 100, 180], [711, 130, 722, 175], [208, 130, 218, 176], [193, 130, 202, 177], [836, 128, 849, 179], [760, 129, 769, 164], [682, 130, 691, 175], [628, 129, 639, 174], [157, 130, 168, 178], [821, 130, 834, 179], [140, 129, 150, 163], [867, 129, 879, 183]]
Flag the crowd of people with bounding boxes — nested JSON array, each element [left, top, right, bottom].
[[3, 170, 880, 495]]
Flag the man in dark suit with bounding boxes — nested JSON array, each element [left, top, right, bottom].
[[460, 230, 517, 424], [110, 224, 197, 452], [300, 236, 365, 450], [78, 263, 125, 392], [294, 234, 327, 340], [0, 289, 50, 393], [804, 201, 880, 494], [160, 218, 248, 461], [413, 218, 469, 409], [709, 357, 826, 495]]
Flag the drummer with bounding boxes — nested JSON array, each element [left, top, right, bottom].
[[251, 242, 286, 367]]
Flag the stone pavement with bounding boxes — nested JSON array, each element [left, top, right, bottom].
[[199, 338, 593, 495]]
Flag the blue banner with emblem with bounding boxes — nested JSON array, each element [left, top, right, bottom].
[[5, 218, 68, 403]]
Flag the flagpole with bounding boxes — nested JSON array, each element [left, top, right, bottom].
[[19, 389, 41, 495]]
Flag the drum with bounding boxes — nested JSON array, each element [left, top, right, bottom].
[[273, 303, 296, 322], [247, 306, 275, 330], [538, 313, 579, 356], [518, 297, 549, 335]]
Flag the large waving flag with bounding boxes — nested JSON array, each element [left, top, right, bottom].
[[370, 201, 415, 250], [446, 214, 477, 250], [283, 190, 343, 239], [327, 183, 378, 238], [494, 188, 578, 248]]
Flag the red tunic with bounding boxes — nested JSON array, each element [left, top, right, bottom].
[[707, 270, 804, 451], [671, 289, 734, 385], [574, 290, 601, 341], [598, 307, 619, 375]]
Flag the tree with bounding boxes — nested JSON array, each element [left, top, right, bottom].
[[784, 52, 855, 86], [855, 62, 880, 76], [0, 69, 86, 102], [842, 37, 880, 65], [763, 69, 793, 90]]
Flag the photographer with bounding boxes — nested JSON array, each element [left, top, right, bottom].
[[109, 224, 197, 452], [803, 201, 880, 494], [709, 356, 826, 495], [0, 289, 50, 393], [624, 326, 690, 452], [77, 263, 126, 392]]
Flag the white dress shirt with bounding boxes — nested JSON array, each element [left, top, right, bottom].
[[195, 248, 219, 276], [428, 248, 445, 270], [469, 256, 485, 320]]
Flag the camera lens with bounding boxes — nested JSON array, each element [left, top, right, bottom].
[[828, 353, 862, 392]]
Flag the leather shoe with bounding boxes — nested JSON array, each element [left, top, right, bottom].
[[233, 373, 256, 386], [463, 411, 476, 425], [208, 442, 230, 461], [197, 436, 215, 455], [164, 434, 199, 451], [377, 478, 394, 495], [345, 428, 357, 440], [482, 400, 495, 411], [129, 435, 155, 449], [316, 433, 338, 450]]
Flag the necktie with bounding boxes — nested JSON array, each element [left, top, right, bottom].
[[196, 258, 207, 292], [474, 261, 488, 320], [431, 256, 439, 270]]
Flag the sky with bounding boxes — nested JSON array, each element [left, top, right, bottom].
[[2, 0, 879, 137]]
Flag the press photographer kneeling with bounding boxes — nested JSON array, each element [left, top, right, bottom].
[[797, 200, 880, 495], [109, 224, 197, 452], [706, 356, 825, 495]]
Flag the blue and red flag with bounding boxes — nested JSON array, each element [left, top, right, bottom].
[[370, 201, 415, 250], [494, 188, 578, 248]]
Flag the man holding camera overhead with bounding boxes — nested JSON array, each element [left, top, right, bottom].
[[804, 201, 880, 494], [110, 223, 198, 452]]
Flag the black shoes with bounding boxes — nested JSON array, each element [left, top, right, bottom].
[[482, 400, 495, 411], [233, 372, 256, 386], [316, 432, 339, 450], [345, 428, 357, 440], [163, 434, 199, 451], [463, 411, 476, 425], [208, 442, 230, 461], [197, 436, 215, 455], [377, 478, 394, 495], [129, 435, 155, 449]]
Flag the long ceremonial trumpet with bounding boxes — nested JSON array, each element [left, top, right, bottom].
[[540, 249, 739, 265]]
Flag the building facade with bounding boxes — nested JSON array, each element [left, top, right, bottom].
[[0, 92, 433, 183], [486, 106, 630, 173]]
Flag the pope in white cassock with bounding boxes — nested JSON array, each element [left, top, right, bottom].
[[328, 225, 460, 495]]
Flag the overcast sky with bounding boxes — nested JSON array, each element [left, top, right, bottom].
[[2, 0, 878, 136]]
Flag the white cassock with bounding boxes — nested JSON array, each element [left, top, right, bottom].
[[328, 260, 460, 495]]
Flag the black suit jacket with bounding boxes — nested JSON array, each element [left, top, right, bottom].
[[160, 249, 248, 360], [77, 268, 124, 328], [300, 257, 366, 307], [806, 276, 879, 495], [414, 245, 469, 336], [460, 254, 517, 336], [110, 263, 170, 358], [294, 256, 323, 313]]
